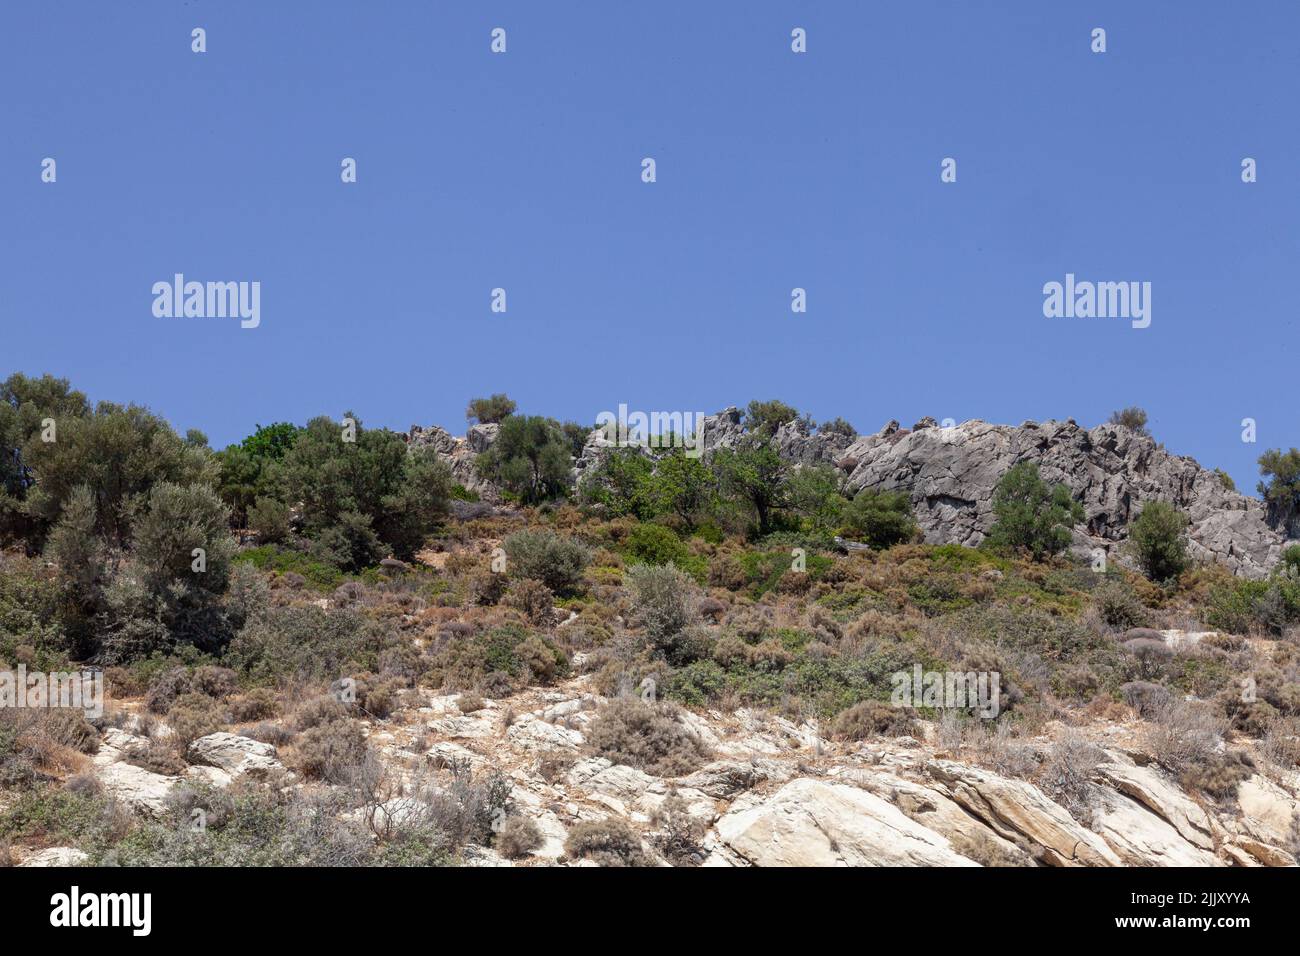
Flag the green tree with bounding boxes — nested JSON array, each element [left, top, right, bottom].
[[268, 414, 449, 569], [1127, 500, 1190, 582], [712, 438, 787, 536], [984, 462, 1083, 560], [477, 415, 572, 505], [1258, 448, 1300, 535], [466, 394, 517, 425], [840, 488, 917, 549], [216, 422, 302, 526], [133, 482, 235, 598], [650, 450, 715, 529], [786, 465, 847, 535], [744, 399, 806, 437], [580, 447, 656, 519], [17, 401, 215, 549]]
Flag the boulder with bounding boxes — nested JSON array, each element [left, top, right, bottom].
[[926, 760, 1122, 866], [98, 762, 181, 818], [188, 732, 285, 780], [713, 778, 978, 867]]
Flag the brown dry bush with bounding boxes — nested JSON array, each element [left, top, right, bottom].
[[167, 693, 228, 751], [495, 815, 543, 859], [829, 700, 917, 741], [651, 793, 707, 866], [502, 578, 555, 625], [585, 697, 708, 777], [229, 688, 280, 722], [1038, 729, 1106, 825], [1145, 698, 1225, 773], [291, 718, 369, 783], [564, 817, 651, 867]]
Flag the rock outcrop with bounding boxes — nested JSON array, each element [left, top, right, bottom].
[[413, 411, 1291, 577], [834, 418, 1289, 577]]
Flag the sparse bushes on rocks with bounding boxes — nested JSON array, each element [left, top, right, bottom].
[[1039, 730, 1105, 825], [829, 700, 917, 741], [292, 718, 368, 783], [651, 793, 707, 866], [564, 817, 650, 867], [502, 529, 591, 596], [585, 697, 707, 777], [495, 814, 543, 859], [1145, 698, 1225, 773]]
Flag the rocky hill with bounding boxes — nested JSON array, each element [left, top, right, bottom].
[[15, 658, 1299, 868], [413, 411, 1294, 578]]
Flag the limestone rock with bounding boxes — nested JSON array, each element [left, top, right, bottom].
[[926, 760, 1122, 866], [713, 778, 978, 867], [19, 847, 89, 867]]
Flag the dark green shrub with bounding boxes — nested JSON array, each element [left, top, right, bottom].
[[1128, 500, 1189, 582], [839, 489, 916, 549], [502, 529, 590, 596], [983, 463, 1083, 560]]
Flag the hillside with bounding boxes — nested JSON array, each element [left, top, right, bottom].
[[2, 378, 1299, 868]]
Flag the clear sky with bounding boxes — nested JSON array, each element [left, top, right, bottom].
[[2, 1, 1295, 493]]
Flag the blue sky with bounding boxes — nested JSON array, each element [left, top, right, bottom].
[[1, 1, 1296, 492]]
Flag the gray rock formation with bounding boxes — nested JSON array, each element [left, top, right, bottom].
[[407, 422, 500, 501], [836, 418, 1290, 577], [412, 410, 1292, 578]]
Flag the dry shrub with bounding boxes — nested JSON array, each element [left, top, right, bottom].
[[292, 718, 368, 783], [190, 665, 239, 699], [502, 578, 555, 625], [1260, 716, 1300, 769], [1038, 729, 1105, 825], [535, 749, 577, 784], [167, 693, 228, 751], [1179, 750, 1255, 802], [230, 688, 280, 722], [145, 666, 192, 714], [651, 793, 707, 866], [1145, 698, 1225, 773], [495, 815, 543, 859], [585, 697, 707, 777], [243, 722, 295, 747], [1121, 680, 1171, 718], [458, 694, 485, 713], [564, 817, 650, 867], [125, 739, 188, 776], [293, 694, 350, 731], [39, 709, 100, 755], [830, 700, 917, 741]]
